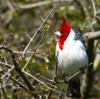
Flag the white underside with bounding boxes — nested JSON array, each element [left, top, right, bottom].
[[56, 29, 88, 79]]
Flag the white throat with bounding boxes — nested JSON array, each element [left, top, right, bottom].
[[63, 29, 75, 49]]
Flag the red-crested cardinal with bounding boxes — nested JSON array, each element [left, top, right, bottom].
[[55, 17, 88, 97]]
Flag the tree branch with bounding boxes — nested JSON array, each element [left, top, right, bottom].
[[16, 0, 73, 9], [0, 46, 39, 98], [84, 31, 100, 40], [22, 0, 60, 55], [81, 38, 95, 99]]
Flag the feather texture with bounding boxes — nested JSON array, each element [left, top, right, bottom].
[[56, 17, 88, 97]]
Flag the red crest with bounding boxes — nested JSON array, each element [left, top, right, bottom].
[[58, 17, 71, 50]]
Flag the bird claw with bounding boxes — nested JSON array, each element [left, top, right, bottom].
[[80, 67, 85, 75], [64, 74, 69, 83]]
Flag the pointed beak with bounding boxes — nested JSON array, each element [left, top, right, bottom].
[[54, 31, 61, 36]]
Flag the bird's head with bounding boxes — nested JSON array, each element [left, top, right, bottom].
[[55, 17, 71, 50]]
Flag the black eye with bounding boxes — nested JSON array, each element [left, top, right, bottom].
[[62, 32, 66, 36]]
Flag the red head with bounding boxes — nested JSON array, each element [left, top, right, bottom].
[[58, 17, 71, 50]]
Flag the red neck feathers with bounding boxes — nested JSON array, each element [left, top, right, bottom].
[[58, 17, 71, 50]]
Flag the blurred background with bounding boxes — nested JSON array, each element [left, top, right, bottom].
[[0, 0, 100, 99]]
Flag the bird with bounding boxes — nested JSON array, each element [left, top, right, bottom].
[[55, 17, 88, 97]]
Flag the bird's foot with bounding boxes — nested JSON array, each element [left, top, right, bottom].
[[80, 67, 85, 75], [64, 74, 69, 83]]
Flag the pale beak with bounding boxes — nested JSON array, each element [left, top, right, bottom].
[[54, 31, 61, 36]]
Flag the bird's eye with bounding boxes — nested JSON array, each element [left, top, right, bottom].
[[61, 32, 66, 36]]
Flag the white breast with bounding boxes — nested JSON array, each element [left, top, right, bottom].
[[56, 29, 88, 78]]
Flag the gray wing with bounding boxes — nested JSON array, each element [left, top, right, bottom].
[[73, 28, 89, 58], [73, 29, 86, 48]]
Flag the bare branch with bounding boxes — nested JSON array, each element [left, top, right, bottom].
[[81, 32, 95, 99], [22, 0, 60, 54], [26, 33, 31, 40], [13, 51, 47, 56], [1, 66, 14, 79], [10, 77, 32, 95], [0, 46, 39, 98], [2, 33, 13, 47], [92, 0, 96, 16], [23, 70, 65, 95], [35, 32, 45, 50], [17, 0, 73, 9], [65, 63, 92, 83], [0, 61, 13, 68], [84, 31, 100, 40], [22, 55, 32, 71], [46, 54, 59, 99], [31, 72, 52, 83], [2, 75, 11, 88]]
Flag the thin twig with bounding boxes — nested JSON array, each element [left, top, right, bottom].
[[2, 74, 11, 88], [0, 61, 13, 68], [46, 52, 59, 99], [22, 0, 61, 84], [35, 32, 45, 50], [17, 0, 72, 9], [3, 57, 8, 64], [81, 27, 95, 99], [0, 46, 39, 98], [31, 72, 52, 83], [26, 33, 31, 40], [22, 0, 60, 54], [2, 33, 13, 47], [1, 87, 8, 99], [84, 31, 100, 40], [93, 78, 100, 85], [1, 66, 14, 79], [23, 70, 65, 95], [96, 10, 100, 14], [10, 77, 32, 95], [66, 63, 92, 82], [91, 0, 100, 19], [0, 71, 33, 96], [22, 55, 32, 71], [92, 0, 96, 16], [13, 51, 47, 56]]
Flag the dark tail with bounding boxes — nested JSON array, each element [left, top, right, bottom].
[[67, 80, 81, 98]]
